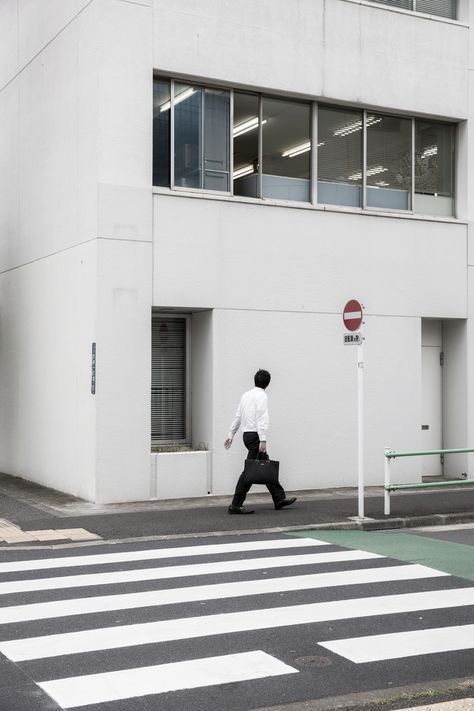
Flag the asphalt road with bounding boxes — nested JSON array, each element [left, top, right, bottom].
[[0, 526, 472, 710]]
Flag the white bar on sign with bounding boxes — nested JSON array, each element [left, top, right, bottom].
[[344, 311, 362, 319], [2, 587, 472, 661], [319, 623, 474, 663], [0, 537, 325, 574], [0, 550, 379, 596], [38, 650, 298, 708], [0, 564, 446, 624]]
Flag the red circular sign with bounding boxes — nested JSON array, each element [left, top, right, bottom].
[[343, 299, 363, 332]]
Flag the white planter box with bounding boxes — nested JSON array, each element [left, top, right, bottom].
[[150, 451, 210, 499]]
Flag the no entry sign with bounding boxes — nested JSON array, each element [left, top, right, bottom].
[[343, 299, 363, 332]]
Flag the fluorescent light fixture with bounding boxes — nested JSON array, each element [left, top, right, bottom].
[[348, 165, 388, 181], [334, 116, 382, 137], [160, 87, 195, 113], [282, 141, 311, 158], [233, 164, 254, 179], [421, 146, 438, 159], [233, 117, 267, 138]]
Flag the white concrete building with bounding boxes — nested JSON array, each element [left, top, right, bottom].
[[0, 0, 473, 503]]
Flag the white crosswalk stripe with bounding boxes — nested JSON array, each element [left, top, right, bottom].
[[0, 534, 471, 710]]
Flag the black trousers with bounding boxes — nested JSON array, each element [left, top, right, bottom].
[[231, 432, 286, 507]]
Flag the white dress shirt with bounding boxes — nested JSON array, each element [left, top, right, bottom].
[[227, 387, 269, 442]]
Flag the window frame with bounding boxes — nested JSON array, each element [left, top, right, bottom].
[[151, 312, 191, 446], [153, 75, 457, 218]]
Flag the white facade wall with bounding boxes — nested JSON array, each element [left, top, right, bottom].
[[0, 0, 473, 502]]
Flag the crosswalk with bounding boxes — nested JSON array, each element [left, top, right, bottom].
[[0, 533, 472, 710]]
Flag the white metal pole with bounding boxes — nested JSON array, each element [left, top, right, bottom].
[[384, 447, 391, 516], [357, 336, 364, 519]]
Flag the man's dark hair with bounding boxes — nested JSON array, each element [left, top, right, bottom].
[[254, 369, 271, 389]]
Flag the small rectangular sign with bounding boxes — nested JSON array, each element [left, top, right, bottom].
[[91, 343, 96, 394], [343, 332, 363, 346]]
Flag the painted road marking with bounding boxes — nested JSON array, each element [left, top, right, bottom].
[[320, 623, 474, 663], [38, 650, 298, 708], [0, 564, 446, 624], [0, 537, 326, 574], [0, 550, 380, 596], [2, 587, 472, 661]]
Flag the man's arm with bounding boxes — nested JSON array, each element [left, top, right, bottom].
[[224, 399, 242, 449], [256, 393, 269, 453]]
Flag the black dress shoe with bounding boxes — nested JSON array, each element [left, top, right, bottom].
[[228, 505, 255, 514], [274, 497, 297, 510]]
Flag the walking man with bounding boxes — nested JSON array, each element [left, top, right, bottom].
[[224, 369, 297, 514]]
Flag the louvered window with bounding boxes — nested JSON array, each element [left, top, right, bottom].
[[151, 315, 189, 443], [365, 0, 456, 18]]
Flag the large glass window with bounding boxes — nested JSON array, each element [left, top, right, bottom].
[[233, 92, 260, 198], [318, 107, 363, 208], [153, 79, 171, 187], [153, 77, 455, 217], [151, 315, 188, 443], [262, 98, 311, 202], [366, 114, 412, 210], [174, 84, 230, 191], [415, 120, 454, 216], [365, 0, 456, 18]]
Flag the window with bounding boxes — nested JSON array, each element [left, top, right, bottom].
[[233, 92, 260, 198], [318, 106, 363, 207], [415, 120, 454, 216], [153, 77, 456, 217], [262, 98, 311, 202], [365, 0, 456, 18], [153, 78, 171, 187], [366, 114, 412, 210], [151, 315, 189, 443], [153, 79, 230, 192]]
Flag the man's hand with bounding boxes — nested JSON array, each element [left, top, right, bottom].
[[224, 438, 233, 450], [258, 441, 267, 453]]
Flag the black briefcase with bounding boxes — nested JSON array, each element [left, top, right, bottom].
[[243, 455, 279, 485]]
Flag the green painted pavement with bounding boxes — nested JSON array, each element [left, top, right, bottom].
[[287, 530, 474, 581]]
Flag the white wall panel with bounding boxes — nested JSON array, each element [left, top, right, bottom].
[[0, 242, 97, 500], [211, 309, 420, 495], [153, 195, 467, 319], [152, 0, 468, 119]]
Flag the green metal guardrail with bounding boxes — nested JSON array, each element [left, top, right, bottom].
[[384, 446, 474, 515]]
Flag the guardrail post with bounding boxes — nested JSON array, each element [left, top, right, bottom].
[[384, 447, 391, 516]]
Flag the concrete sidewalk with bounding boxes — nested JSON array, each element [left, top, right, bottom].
[[0, 472, 474, 544]]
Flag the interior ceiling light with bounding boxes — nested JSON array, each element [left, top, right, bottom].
[[282, 141, 311, 158], [233, 164, 254, 179], [233, 117, 267, 138], [348, 165, 388, 181], [160, 87, 195, 113], [421, 146, 438, 159], [333, 116, 382, 137]]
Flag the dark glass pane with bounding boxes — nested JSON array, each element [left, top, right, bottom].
[[366, 113, 412, 210], [233, 92, 259, 197], [204, 88, 230, 192], [318, 106, 363, 207], [415, 121, 454, 196], [262, 98, 311, 202], [174, 83, 202, 189], [152, 78, 171, 187]]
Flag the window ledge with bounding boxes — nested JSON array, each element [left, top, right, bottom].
[[341, 0, 468, 27], [152, 187, 466, 226]]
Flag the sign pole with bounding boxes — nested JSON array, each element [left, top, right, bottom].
[[357, 322, 364, 519], [342, 299, 366, 520]]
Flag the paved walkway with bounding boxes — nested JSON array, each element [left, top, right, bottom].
[[0, 472, 473, 544]]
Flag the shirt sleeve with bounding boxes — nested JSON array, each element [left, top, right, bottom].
[[256, 393, 269, 442], [227, 398, 242, 440]]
